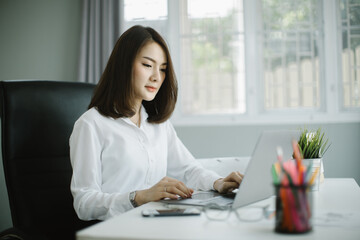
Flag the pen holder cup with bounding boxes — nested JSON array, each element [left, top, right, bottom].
[[302, 158, 322, 191], [274, 184, 313, 234]]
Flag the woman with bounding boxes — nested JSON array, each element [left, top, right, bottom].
[[70, 25, 243, 221]]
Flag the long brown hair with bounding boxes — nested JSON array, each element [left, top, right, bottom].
[[88, 25, 178, 123]]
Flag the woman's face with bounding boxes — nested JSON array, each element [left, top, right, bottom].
[[132, 41, 167, 105]]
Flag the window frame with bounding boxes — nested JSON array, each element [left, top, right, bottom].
[[122, 0, 360, 126], [337, 0, 360, 111]]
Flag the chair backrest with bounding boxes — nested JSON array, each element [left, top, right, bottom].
[[0, 80, 98, 240]]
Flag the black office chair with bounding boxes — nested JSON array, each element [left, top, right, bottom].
[[0, 80, 99, 240]]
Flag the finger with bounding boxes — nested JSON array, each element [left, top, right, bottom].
[[161, 182, 184, 197], [167, 182, 191, 198], [159, 176, 194, 197], [235, 172, 244, 183], [169, 180, 193, 197], [150, 187, 181, 201], [224, 172, 243, 184], [230, 171, 243, 179], [169, 185, 194, 198], [221, 182, 240, 192], [161, 192, 181, 200], [165, 186, 187, 198], [236, 171, 244, 178], [177, 182, 193, 197]]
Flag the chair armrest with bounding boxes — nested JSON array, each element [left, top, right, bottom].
[[0, 227, 28, 240]]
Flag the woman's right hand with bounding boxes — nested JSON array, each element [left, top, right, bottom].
[[134, 176, 193, 206]]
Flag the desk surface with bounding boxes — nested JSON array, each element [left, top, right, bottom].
[[77, 178, 360, 240]]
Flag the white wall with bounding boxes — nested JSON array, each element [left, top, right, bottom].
[[0, 0, 82, 81]]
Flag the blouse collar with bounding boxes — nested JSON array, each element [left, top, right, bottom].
[[121, 105, 148, 129]]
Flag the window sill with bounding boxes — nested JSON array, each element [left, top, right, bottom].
[[171, 112, 360, 126]]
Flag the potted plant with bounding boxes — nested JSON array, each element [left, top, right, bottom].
[[297, 127, 330, 190]]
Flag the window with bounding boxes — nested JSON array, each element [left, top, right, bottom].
[[123, 0, 246, 115], [179, 0, 245, 114], [123, 0, 168, 36], [339, 0, 360, 109], [262, 0, 322, 110], [122, 0, 360, 125]]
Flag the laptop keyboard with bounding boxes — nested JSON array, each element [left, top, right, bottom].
[[161, 191, 235, 207], [191, 192, 219, 200], [191, 192, 235, 206], [204, 196, 234, 206]]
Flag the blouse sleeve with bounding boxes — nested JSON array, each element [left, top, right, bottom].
[[165, 121, 222, 190], [69, 118, 133, 221]]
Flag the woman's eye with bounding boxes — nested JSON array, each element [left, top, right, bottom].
[[160, 68, 167, 73], [142, 63, 151, 68]]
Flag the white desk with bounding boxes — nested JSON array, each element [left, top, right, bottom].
[[77, 179, 360, 240]]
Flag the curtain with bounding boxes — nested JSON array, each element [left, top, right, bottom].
[[78, 0, 122, 83]]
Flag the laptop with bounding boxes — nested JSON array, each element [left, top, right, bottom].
[[162, 130, 300, 208]]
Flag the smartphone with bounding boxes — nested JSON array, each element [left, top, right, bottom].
[[142, 208, 201, 217]]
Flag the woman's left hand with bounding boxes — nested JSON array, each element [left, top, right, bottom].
[[213, 171, 244, 194]]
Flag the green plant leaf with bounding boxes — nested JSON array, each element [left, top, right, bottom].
[[297, 127, 330, 159]]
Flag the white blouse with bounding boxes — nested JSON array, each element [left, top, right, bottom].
[[70, 107, 221, 220]]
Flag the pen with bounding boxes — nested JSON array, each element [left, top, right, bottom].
[[276, 146, 283, 162], [305, 161, 313, 183], [309, 167, 320, 186], [271, 164, 280, 184], [276, 146, 284, 183], [292, 140, 302, 183]]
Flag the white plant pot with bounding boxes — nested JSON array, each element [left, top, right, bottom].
[[302, 158, 324, 191]]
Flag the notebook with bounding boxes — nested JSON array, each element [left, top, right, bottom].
[[162, 130, 300, 208]]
